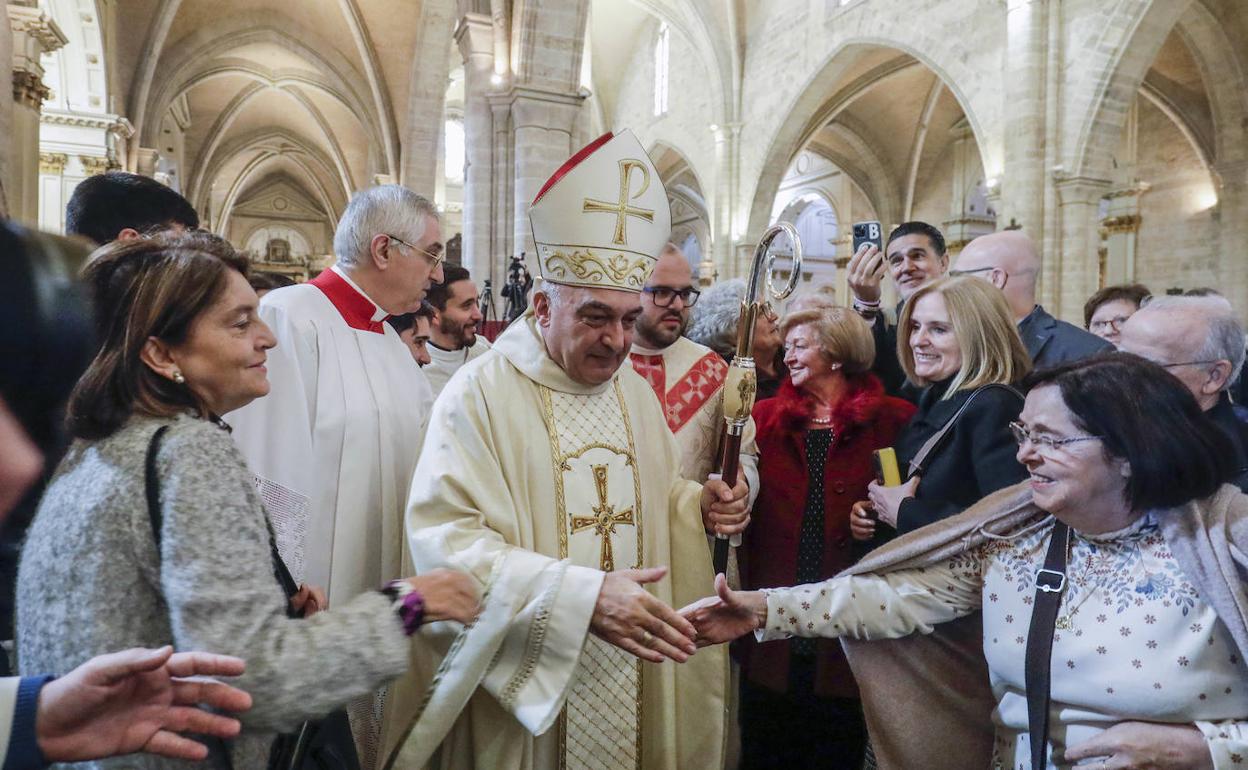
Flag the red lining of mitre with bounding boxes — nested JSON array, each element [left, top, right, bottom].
[[532, 131, 614, 204]]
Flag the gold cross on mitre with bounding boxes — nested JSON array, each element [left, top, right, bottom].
[[570, 464, 635, 572], [582, 159, 656, 246]]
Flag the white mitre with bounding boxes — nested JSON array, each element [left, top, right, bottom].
[[529, 130, 671, 293]]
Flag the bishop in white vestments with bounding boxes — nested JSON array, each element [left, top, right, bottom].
[[383, 131, 747, 770], [227, 186, 444, 767]]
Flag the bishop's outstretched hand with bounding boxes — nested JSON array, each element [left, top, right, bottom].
[[591, 566, 697, 664]]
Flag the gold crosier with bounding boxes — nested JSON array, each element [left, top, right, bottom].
[[570, 464, 636, 572], [582, 159, 655, 246]]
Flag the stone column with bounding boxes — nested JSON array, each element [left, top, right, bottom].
[[709, 122, 743, 280], [508, 86, 582, 279], [456, 12, 495, 281], [1053, 174, 1111, 319], [1214, 161, 1248, 319], [7, 2, 65, 225], [1001, 0, 1048, 241]]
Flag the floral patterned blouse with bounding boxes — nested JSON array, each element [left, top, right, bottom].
[[758, 513, 1248, 769]]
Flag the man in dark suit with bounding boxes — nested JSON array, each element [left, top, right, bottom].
[[952, 230, 1111, 369], [1117, 295, 1248, 491]]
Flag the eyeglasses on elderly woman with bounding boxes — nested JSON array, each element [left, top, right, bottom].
[[1008, 421, 1102, 454]]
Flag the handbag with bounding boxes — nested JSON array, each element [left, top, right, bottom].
[[905, 383, 1024, 479], [144, 425, 361, 770]]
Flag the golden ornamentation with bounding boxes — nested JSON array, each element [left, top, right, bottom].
[[582, 158, 655, 246], [734, 372, 757, 421], [1100, 214, 1141, 235], [12, 70, 50, 109], [570, 465, 636, 572], [544, 249, 650, 289], [79, 156, 113, 176], [38, 152, 67, 175], [497, 560, 566, 710]]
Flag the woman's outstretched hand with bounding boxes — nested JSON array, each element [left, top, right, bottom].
[[679, 573, 768, 648]]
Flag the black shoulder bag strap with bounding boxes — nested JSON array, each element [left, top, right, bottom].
[[907, 383, 1024, 479], [1025, 520, 1070, 770], [145, 425, 171, 550]]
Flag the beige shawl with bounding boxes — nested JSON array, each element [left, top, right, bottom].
[[840, 481, 1248, 769]]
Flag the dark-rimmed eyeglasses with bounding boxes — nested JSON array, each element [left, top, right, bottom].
[[1009, 421, 1102, 453], [642, 285, 701, 307], [385, 234, 445, 268]]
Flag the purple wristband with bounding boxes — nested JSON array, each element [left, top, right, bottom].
[[397, 589, 425, 635]]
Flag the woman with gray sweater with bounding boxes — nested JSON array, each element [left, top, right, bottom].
[[15, 234, 478, 768]]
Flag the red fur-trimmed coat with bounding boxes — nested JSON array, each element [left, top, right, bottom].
[[739, 374, 915, 698]]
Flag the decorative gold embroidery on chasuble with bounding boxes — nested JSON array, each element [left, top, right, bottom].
[[541, 380, 643, 770]]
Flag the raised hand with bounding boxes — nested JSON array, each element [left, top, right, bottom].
[[846, 243, 886, 305], [679, 573, 768, 648], [591, 566, 697, 664], [35, 646, 251, 763]]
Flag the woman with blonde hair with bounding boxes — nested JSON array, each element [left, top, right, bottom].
[[852, 275, 1031, 543], [739, 305, 914, 768]]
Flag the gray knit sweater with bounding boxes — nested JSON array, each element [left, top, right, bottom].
[[16, 414, 411, 769]]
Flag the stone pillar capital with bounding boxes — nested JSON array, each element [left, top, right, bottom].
[[38, 152, 66, 175], [455, 13, 495, 61], [79, 155, 114, 175], [8, 4, 68, 110], [1052, 173, 1112, 204], [492, 85, 583, 129]]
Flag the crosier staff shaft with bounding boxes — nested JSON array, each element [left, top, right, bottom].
[[711, 223, 802, 576]]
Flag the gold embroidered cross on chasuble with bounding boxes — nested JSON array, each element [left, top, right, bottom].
[[542, 380, 644, 770]]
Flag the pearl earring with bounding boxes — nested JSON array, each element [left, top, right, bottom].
[[172, 370, 186, 384]]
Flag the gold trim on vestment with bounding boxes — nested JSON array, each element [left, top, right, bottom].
[[541, 380, 645, 770], [380, 551, 507, 770], [498, 560, 567, 710], [543, 249, 651, 290]]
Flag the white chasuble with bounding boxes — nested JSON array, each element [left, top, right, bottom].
[[545, 385, 642, 770], [381, 312, 727, 770]]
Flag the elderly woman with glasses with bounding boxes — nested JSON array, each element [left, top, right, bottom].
[[685, 352, 1248, 770]]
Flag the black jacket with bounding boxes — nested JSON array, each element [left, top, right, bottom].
[[1207, 393, 1248, 492], [869, 306, 921, 403], [890, 380, 1028, 535], [1017, 305, 1112, 371]]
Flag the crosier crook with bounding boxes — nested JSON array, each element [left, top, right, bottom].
[[712, 222, 803, 575]]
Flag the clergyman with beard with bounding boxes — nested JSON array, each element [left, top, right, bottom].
[[423, 263, 491, 396], [628, 243, 760, 519]]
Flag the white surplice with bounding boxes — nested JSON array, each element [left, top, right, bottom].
[[380, 312, 727, 770], [424, 336, 491, 397], [227, 266, 432, 600]]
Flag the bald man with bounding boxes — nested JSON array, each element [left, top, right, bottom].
[[953, 231, 1110, 369], [1117, 295, 1248, 490]]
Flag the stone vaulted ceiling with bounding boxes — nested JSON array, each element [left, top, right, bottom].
[[111, 0, 433, 238]]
